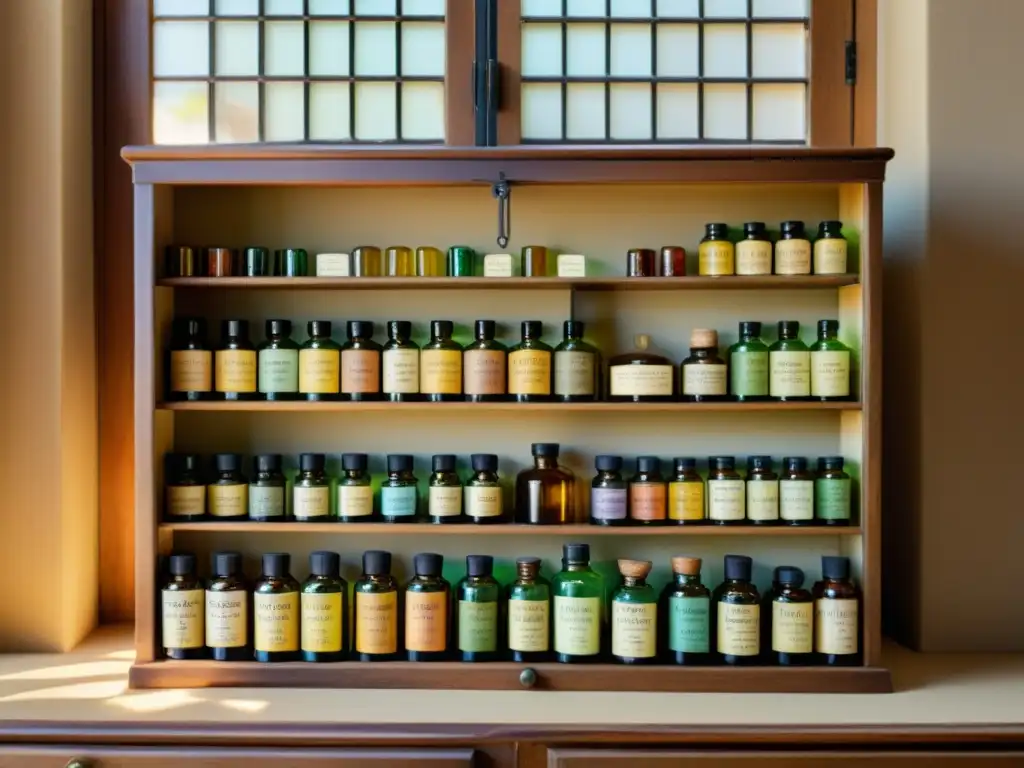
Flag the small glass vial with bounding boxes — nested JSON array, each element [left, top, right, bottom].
[[554, 320, 600, 402], [816, 456, 852, 525], [612, 559, 658, 665], [746, 455, 779, 525], [448, 245, 476, 277], [206, 551, 248, 661], [248, 453, 287, 522], [668, 457, 704, 525], [168, 318, 212, 401], [814, 220, 848, 274], [351, 245, 383, 277], [811, 319, 852, 400], [299, 320, 341, 401], [457, 555, 501, 662], [381, 454, 419, 522], [629, 456, 667, 525], [707, 456, 744, 525], [215, 320, 257, 400], [769, 320, 811, 400], [165, 244, 199, 277], [661, 556, 711, 665], [552, 543, 603, 663], [508, 556, 551, 663], [590, 455, 627, 527], [428, 454, 463, 524], [244, 246, 271, 277], [779, 456, 814, 525], [767, 565, 813, 666], [698, 223, 735, 276], [627, 248, 657, 277], [465, 453, 504, 524], [161, 553, 204, 660], [385, 245, 415, 277], [165, 453, 205, 522], [253, 552, 300, 663], [775, 221, 812, 275], [814, 555, 861, 666], [420, 320, 462, 401], [508, 320, 553, 402], [405, 552, 451, 661], [736, 222, 773, 275], [258, 319, 299, 401], [341, 320, 382, 401], [463, 319, 507, 402], [382, 320, 420, 401], [274, 248, 308, 277], [681, 328, 728, 402], [294, 453, 331, 522], [713, 554, 761, 666], [206, 247, 236, 277], [728, 321, 769, 401], [338, 453, 374, 522], [301, 551, 347, 663], [521, 245, 547, 277], [208, 453, 248, 521], [416, 246, 446, 277], [660, 245, 686, 277], [353, 550, 399, 662]]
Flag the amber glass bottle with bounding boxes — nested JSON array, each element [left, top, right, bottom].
[[779, 456, 815, 525], [206, 551, 248, 661], [405, 552, 450, 661], [668, 458, 704, 525], [161, 553, 204, 660], [813, 556, 861, 666], [208, 453, 248, 521], [707, 456, 744, 525], [508, 321, 553, 402], [354, 550, 400, 662], [661, 556, 711, 665], [165, 453, 205, 522], [341, 321, 382, 401], [168, 318, 212, 401], [253, 553, 301, 663], [294, 453, 331, 522], [607, 334, 676, 402], [712, 554, 761, 666], [249, 454, 287, 522], [699, 223, 735, 276], [420, 320, 462, 401], [381, 454, 419, 522], [463, 320, 507, 402], [514, 443, 577, 524], [428, 454, 463, 524], [338, 453, 375, 522], [680, 329, 728, 402], [465, 453, 505, 524], [299, 320, 341, 401], [215, 320, 257, 400], [775, 221, 812, 275], [767, 565, 813, 666], [301, 551, 347, 663], [629, 456, 667, 525], [382, 320, 420, 401]]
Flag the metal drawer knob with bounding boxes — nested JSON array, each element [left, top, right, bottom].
[[519, 668, 537, 689]]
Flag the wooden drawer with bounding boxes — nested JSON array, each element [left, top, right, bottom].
[[546, 750, 1024, 768]]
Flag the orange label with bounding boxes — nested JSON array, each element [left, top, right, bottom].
[[170, 350, 212, 392], [215, 349, 256, 393], [508, 349, 552, 395], [463, 349, 506, 395], [166, 485, 205, 517], [630, 482, 667, 521], [420, 349, 462, 394], [341, 349, 380, 394], [405, 591, 448, 652], [356, 591, 398, 654]]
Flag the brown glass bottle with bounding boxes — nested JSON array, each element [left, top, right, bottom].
[[301, 551, 347, 663], [668, 458, 705, 525], [253, 552, 301, 663], [463, 320, 507, 402], [341, 320, 382, 401], [813, 556, 861, 666], [766, 566, 813, 666], [405, 552, 451, 662], [680, 329, 728, 402], [779, 456, 815, 525], [354, 550, 400, 662], [165, 453, 205, 522], [745, 455, 779, 525], [206, 551, 249, 662], [707, 456, 744, 525], [627, 248, 657, 277], [161, 553, 205, 660], [508, 321, 553, 402], [420, 320, 462, 402], [215, 320, 257, 401], [466, 453, 505, 524], [629, 456, 667, 525], [590, 455, 627, 526], [299, 320, 341, 402], [514, 443, 577, 524], [168, 318, 212, 401], [208, 453, 248, 521], [607, 334, 676, 402], [712, 554, 761, 666]]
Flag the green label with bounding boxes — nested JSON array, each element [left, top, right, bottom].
[[816, 477, 851, 520], [668, 595, 710, 653], [248, 485, 284, 518], [259, 348, 299, 393], [381, 486, 417, 517], [730, 350, 768, 396], [458, 600, 498, 652]]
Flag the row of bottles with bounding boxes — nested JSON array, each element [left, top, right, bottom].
[[692, 220, 848, 277]]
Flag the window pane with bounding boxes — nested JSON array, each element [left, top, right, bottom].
[[404, 0, 446, 15], [310, 21, 350, 76], [154, 82, 209, 144], [753, 0, 809, 18], [752, 83, 805, 140], [568, 0, 605, 16], [155, 0, 210, 16], [264, 82, 306, 141], [522, 24, 563, 77], [355, 0, 397, 14], [656, 0, 699, 17], [215, 82, 259, 143], [610, 24, 652, 77], [752, 24, 807, 79], [566, 83, 606, 140], [656, 83, 699, 139], [522, 83, 563, 139], [704, 83, 747, 139], [355, 22, 397, 76], [704, 0, 747, 17], [402, 22, 445, 77], [153, 22, 210, 77], [264, 21, 305, 77], [656, 24, 698, 77], [265, 0, 304, 14], [215, 21, 259, 77], [355, 82, 398, 140], [310, 83, 352, 140], [522, 0, 562, 17], [704, 24, 747, 78], [216, 0, 259, 15], [402, 82, 445, 140], [609, 84, 652, 140], [310, 0, 351, 14], [566, 24, 605, 77]]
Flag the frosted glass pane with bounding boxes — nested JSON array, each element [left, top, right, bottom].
[[266, 0, 305, 14], [153, 82, 209, 145], [656, 0, 699, 17], [610, 0, 642, 17], [310, 22, 350, 76], [310, 83, 352, 140], [567, 0, 606, 16], [402, 22, 445, 76], [404, 0, 446, 15], [566, 24, 606, 77], [752, 83, 805, 140], [214, 0, 259, 16], [355, 82, 397, 140], [703, 83, 747, 139], [656, 24, 698, 77], [522, 24, 563, 77], [566, 83, 606, 140], [401, 82, 445, 140], [704, 0, 747, 17], [522, 0, 562, 17], [656, 83, 698, 139], [610, 24, 651, 77], [355, 0, 396, 13], [355, 22, 397, 76], [610, 84, 651, 140], [215, 22, 259, 76], [215, 82, 259, 143], [265, 82, 306, 141], [704, 24, 746, 77], [265, 21, 305, 76], [752, 24, 806, 78], [753, 0, 809, 17], [521, 83, 562, 139], [155, 0, 210, 16], [310, 0, 351, 14], [153, 22, 209, 77]]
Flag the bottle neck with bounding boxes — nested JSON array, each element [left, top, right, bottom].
[[535, 456, 557, 469], [674, 573, 700, 586], [818, 331, 836, 341], [623, 576, 645, 588], [563, 561, 589, 571]]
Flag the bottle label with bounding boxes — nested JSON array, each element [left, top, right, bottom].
[[248, 485, 284, 519], [816, 477, 851, 520], [382, 348, 420, 394], [420, 349, 462, 394], [301, 592, 343, 653], [630, 482, 667, 521], [591, 487, 627, 521], [609, 365, 674, 397], [717, 602, 759, 656], [682, 363, 727, 396], [429, 485, 463, 517], [554, 350, 595, 396], [775, 239, 812, 274], [773, 601, 813, 653], [215, 349, 257, 393], [814, 239, 848, 274], [341, 349, 380, 394], [730, 350, 769, 396], [170, 349, 212, 392], [747, 479, 779, 521], [508, 349, 552, 395], [707, 479, 745, 521], [508, 599, 549, 652], [770, 350, 811, 397], [458, 600, 498, 652], [166, 485, 205, 517], [381, 485, 417, 517], [611, 601, 657, 659], [162, 589, 203, 649], [258, 348, 298, 394], [339, 484, 374, 517], [735, 240, 773, 275], [254, 592, 299, 653], [209, 483, 247, 518], [465, 485, 502, 518], [206, 591, 246, 648], [780, 479, 814, 521], [669, 481, 704, 521], [815, 598, 858, 655], [405, 591, 448, 652], [699, 242, 735, 276], [668, 595, 710, 653], [553, 595, 600, 656], [355, 591, 398, 654], [294, 485, 330, 520], [463, 349, 506, 395], [299, 348, 340, 394], [811, 350, 851, 397]]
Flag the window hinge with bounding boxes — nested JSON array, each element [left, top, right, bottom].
[[845, 40, 857, 85], [485, 58, 501, 112]]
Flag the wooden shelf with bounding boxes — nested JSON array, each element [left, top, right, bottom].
[[162, 522, 861, 535], [159, 400, 860, 413]]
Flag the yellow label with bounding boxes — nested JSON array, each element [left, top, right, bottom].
[[554, 595, 600, 656], [735, 240, 773, 275], [301, 592, 343, 653], [209, 483, 247, 518], [215, 349, 256, 393], [554, 351, 595, 396], [669, 480, 704, 521], [775, 239, 811, 274], [814, 239, 848, 274], [609, 365, 674, 397], [338, 484, 374, 517], [166, 485, 205, 517], [699, 242, 735, 276], [815, 598, 859, 655], [465, 485, 502, 518], [383, 347, 419, 394], [708, 478, 745, 521], [162, 589, 204, 649], [463, 349, 506, 395], [612, 601, 657, 659], [429, 485, 463, 517], [747, 479, 779, 522], [772, 601, 813, 653], [299, 348, 340, 394], [682, 363, 727, 396], [420, 349, 462, 394], [508, 599, 549, 652], [206, 590, 247, 648], [294, 485, 330, 519], [770, 350, 810, 397], [254, 592, 299, 653], [811, 350, 851, 397], [717, 602, 759, 656], [508, 349, 552, 395], [356, 591, 398, 654], [405, 591, 448, 652], [170, 349, 212, 392], [341, 349, 380, 394]]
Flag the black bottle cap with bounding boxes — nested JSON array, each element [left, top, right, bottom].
[[308, 320, 332, 338], [215, 453, 242, 473], [309, 550, 340, 577], [711, 456, 736, 470], [300, 453, 325, 472], [706, 222, 729, 236], [347, 320, 374, 339], [432, 454, 456, 472], [563, 543, 590, 563], [173, 317, 206, 339], [211, 551, 242, 577], [748, 455, 772, 471], [784, 456, 808, 472], [168, 553, 196, 576], [743, 222, 767, 235], [222, 319, 248, 338], [466, 554, 494, 577], [532, 443, 560, 458], [431, 320, 453, 338], [781, 220, 806, 234], [387, 454, 413, 472], [563, 320, 585, 338], [738, 321, 762, 337], [636, 456, 660, 473], [724, 554, 753, 581], [254, 453, 282, 473], [777, 320, 801, 338], [387, 320, 412, 339], [595, 455, 622, 472], [822, 556, 850, 580], [774, 565, 805, 587], [342, 452, 368, 471], [363, 549, 392, 576], [517, 556, 541, 568], [265, 319, 292, 338], [819, 456, 845, 471], [673, 457, 697, 471], [521, 320, 543, 339], [820, 219, 843, 232], [818, 319, 840, 335], [474, 319, 496, 339], [414, 552, 443, 577], [471, 453, 498, 472], [166, 453, 201, 474], [262, 552, 290, 578]]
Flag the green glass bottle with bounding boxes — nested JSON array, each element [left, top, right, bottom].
[[745, 455, 779, 526], [457, 555, 500, 662], [508, 321, 553, 402], [275, 248, 308, 277], [779, 456, 815, 526], [728, 321, 769, 401], [208, 453, 248, 521], [769, 320, 810, 401], [661, 556, 711, 665], [554, 320, 600, 402], [381, 454, 419, 522], [338, 452, 375, 522], [341, 320, 382, 401], [294, 453, 331, 522], [552, 543, 603, 664], [611, 559, 658, 665], [353, 550, 399, 662], [815, 456, 852, 525], [447, 245, 476, 277], [466, 453, 505, 524], [712, 554, 761, 666], [299, 320, 341, 401], [161, 553, 205, 660], [248, 454, 287, 522], [428, 454, 463, 524], [813, 555, 862, 666], [206, 551, 249, 662], [810, 319, 852, 401], [253, 552, 301, 663], [405, 553, 451, 662], [507, 557, 551, 663], [766, 565, 813, 666], [257, 319, 299, 400], [301, 551, 347, 663]]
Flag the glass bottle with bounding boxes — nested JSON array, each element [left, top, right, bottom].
[[340, 320, 382, 401], [300, 551, 347, 663], [463, 319, 507, 402], [514, 443, 577, 525], [735, 222, 773, 276], [405, 552, 450, 661], [353, 550, 399, 662], [338, 452, 374, 522], [294, 452, 331, 522], [386, 245, 415, 277], [253, 552, 300, 663], [420, 320, 462, 401], [508, 556, 551, 663], [215, 319, 257, 400], [607, 334, 676, 402], [299, 320, 341, 401], [165, 453, 205, 522], [244, 246, 271, 277], [417, 246, 446, 277], [681, 328, 728, 402], [428, 454, 463, 524], [448, 245, 476, 277], [382, 320, 420, 401], [611, 559, 658, 665], [590, 455, 627, 526], [780, 456, 814, 525], [769, 320, 811, 400], [816, 456, 852, 525], [660, 245, 686, 277], [746, 455, 779, 525], [627, 248, 656, 277], [508, 320, 553, 402], [351, 245, 383, 277], [713, 554, 761, 666], [810, 319, 852, 401], [814, 220, 848, 274], [775, 220, 812, 275], [457, 555, 501, 662], [208, 453, 248, 521], [465, 453, 504, 524], [554, 320, 600, 402], [552, 543, 603, 663], [521, 245, 547, 277], [248, 453, 287, 522], [275, 248, 308, 277], [814, 555, 861, 666], [668, 457, 705, 525], [257, 319, 299, 401], [207, 247, 236, 277], [698, 223, 735, 276], [728, 321, 769, 401], [767, 565, 813, 666], [707, 456, 744, 525], [381, 454, 419, 522], [629, 456, 667, 525], [206, 551, 248, 662], [161, 553, 204, 660], [661, 556, 711, 665], [168, 317, 212, 401], [165, 244, 198, 277]]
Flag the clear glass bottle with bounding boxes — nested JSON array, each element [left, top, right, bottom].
[[386, 245, 415, 277], [168, 317, 212, 401], [382, 320, 420, 401], [465, 453, 505, 524], [253, 552, 301, 663], [508, 320, 553, 402], [165, 453, 205, 522], [728, 321, 770, 401], [457, 555, 500, 662], [660, 556, 711, 665], [590, 455, 627, 526], [248, 453, 287, 522], [713, 554, 761, 666], [607, 334, 676, 402], [816, 456, 852, 525], [420, 320, 462, 401], [735, 222, 773, 275], [428, 454, 463, 524], [257, 319, 299, 401], [611, 559, 658, 665], [699, 223, 735, 276], [206, 551, 248, 662], [301, 551, 347, 663], [381, 454, 419, 522], [681, 328, 728, 402], [779, 456, 814, 526], [668, 457, 705, 525], [810, 319, 852, 401], [769, 320, 811, 400], [629, 456, 667, 525], [707, 456, 744, 525], [299, 320, 341, 401], [161, 553, 204, 660], [746, 455, 779, 525], [338, 452, 374, 522], [294, 453, 331, 522], [341, 320, 382, 401], [405, 552, 450, 661], [508, 557, 551, 663], [463, 319, 507, 402], [552, 543, 603, 664], [813, 220, 848, 275], [554, 320, 600, 402], [514, 443, 577, 525], [354, 550, 399, 662], [813, 555, 861, 666], [208, 453, 248, 521], [215, 319, 257, 400], [767, 565, 813, 666], [775, 220, 812, 275]]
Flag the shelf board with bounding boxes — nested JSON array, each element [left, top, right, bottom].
[[163, 522, 860, 535], [159, 400, 860, 413]]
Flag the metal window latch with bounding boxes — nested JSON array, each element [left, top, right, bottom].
[[845, 41, 858, 85], [492, 173, 511, 248]]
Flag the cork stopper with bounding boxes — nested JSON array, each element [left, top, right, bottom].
[[618, 559, 653, 579], [672, 556, 702, 576], [690, 328, 718, 349], [633, 333, 651, 351]]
